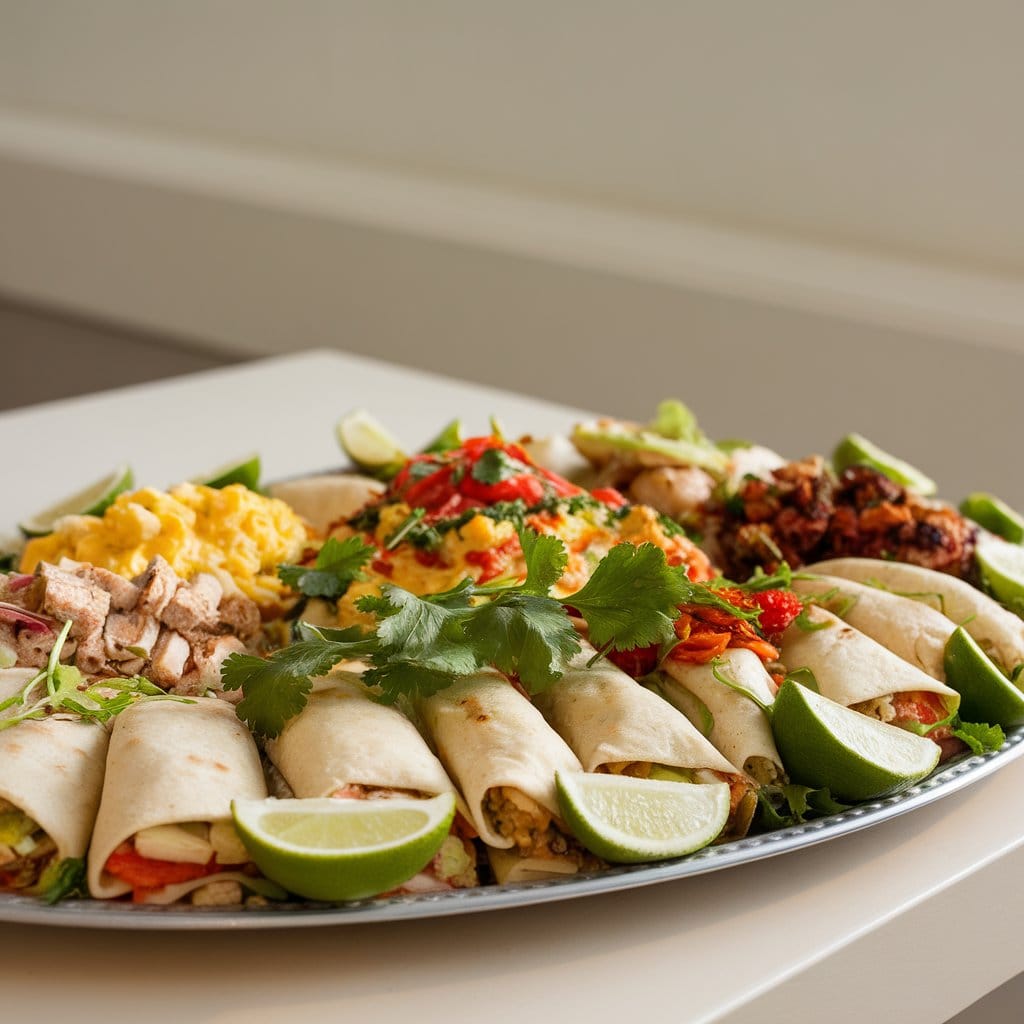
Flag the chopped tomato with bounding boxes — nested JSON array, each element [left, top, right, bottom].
[[465, 536, 522, 583], [591, 487, 628, 509]]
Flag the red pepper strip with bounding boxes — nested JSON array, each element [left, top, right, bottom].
[[105, 844, 220, 902]]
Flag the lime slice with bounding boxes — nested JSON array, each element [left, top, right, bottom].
[[831, 433, 936, 496], [193, 454, 261, 491], [771, 679, 940, 801], [943, 626, 1024, 727], [231, 793, 454, 902], [555, 771, 729, 863], [975, 536, 1024, 615], [336, 410, 408, 480], [18, 465, 134, 537], [961, 492, 1024, 544]]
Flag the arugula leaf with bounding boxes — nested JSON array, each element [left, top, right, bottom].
[[470, 448, 529, 485], [709, 659, 772, 714], [569, 543, 690, 651], [462, 593, 581, 689], [952, 720, 1005, 755], [278, 536, 375, 599]]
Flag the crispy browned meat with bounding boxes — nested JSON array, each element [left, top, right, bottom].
[[711, 460, 977, 580]]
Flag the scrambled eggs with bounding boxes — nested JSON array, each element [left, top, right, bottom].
[[20, 483, 308, 609]]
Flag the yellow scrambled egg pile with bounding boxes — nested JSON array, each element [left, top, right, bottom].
[[20, 483, 308, 608], [332, 501, 702, 628]]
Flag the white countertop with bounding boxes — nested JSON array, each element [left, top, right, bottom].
[[2, 350, 1021, 1023]]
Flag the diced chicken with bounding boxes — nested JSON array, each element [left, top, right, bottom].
[[217, 593, 261, 641], [192, 635, 246, 690], [147, 630, 191, 688], [103, 610, 161, 662], [38, 564, 111, 674], [132, 556, 179, 617], [62, 560, 140, 611], [160, 573, 223, 638]]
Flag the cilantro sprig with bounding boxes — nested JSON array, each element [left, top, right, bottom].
[[223, 528, 736, 736], [277, 535, 375, 600]]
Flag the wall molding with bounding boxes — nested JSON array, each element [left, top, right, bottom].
[[1, 106, 1023, 354]]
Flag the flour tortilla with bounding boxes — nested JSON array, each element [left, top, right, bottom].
[[266, 671, 461, 806], [659, 649, 785, 785], [416, 670, 583, 850], [780, 606, 960, 711], [792, 573, 956, 680], [808, 557, 1024, 680], [533, 647, 740, 777], [87, 697, 267, 901], [0, 669, 110, 868], [267, 473, 384, 534]]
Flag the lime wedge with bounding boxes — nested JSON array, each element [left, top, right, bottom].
[[336, 410, 408, 480], [555, 771, 729, 863], [18, 465, 134, 537], [231, 793, 454, 901], [961, 493, 1024, 544], [771, 680, 940, 801], [943, 626, 1024, 727], [831, 433, 936, 496], [192, 454, 261, 491], [975, 536, 1024, 615]]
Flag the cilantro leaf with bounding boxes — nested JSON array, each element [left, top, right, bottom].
[[757, 783, 851, 830], [471, 448, 529, 484], [221, 652, 316, 738], [952, 720, 1005, 755], [518, 528, 568, 596], [363, 661, 470, 705], [568, 543, 690, 651], [462, 593, 581, 690], [278, 536, 375, 599]]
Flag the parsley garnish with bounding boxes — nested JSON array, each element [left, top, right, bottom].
[[952, 720, 1005, 755], [278, 535, 376, 599], [222, 530, 711, 736]]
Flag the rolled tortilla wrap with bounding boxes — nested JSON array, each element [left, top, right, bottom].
[[417, 669, 593, 879], [0, 669, 110, 891], [266, 672, 477, 889], [267, 473, 384, 535], [533, 647, 756, 837], [659, 649, 785, 786], [808, 557, 1024, 680], [87, 697, 268, 903], [792, 573, 956, 680], [780, 606, 960, 724]]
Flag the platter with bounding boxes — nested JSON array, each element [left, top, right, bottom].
[[1, 726, 1021, 930], [3, 352, 1024, 932]]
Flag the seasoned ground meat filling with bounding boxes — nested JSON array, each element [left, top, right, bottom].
[[712, 459, 977, 580]]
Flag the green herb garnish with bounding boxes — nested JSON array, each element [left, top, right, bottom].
[[278, 536, 376, 599]]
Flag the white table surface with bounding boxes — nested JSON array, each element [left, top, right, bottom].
[[1, 349, 1021, 1023]]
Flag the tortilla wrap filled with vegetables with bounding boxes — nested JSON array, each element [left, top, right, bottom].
[[658, 649, 786, 787], [791, 573, 956, 680], [416, 669, 597, 883], [87, 697, 272, 904], [533, 647, 757, 838], [0, 669, 110, 894], [808, 557, 1024, 680], [779, 606, 961, 739], [266, 672, 477, 891]]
